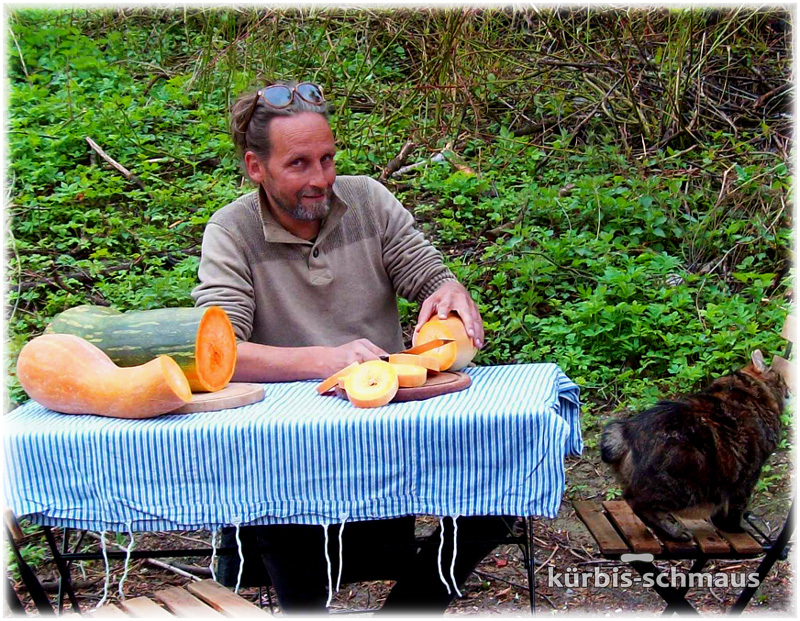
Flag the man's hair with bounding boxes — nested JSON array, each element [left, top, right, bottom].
[[230, 80, 330, 165]]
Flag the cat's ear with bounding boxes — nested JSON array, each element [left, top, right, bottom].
[[751, 349, 768, 372]]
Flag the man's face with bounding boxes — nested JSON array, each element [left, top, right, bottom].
[[260, 112, 337, 221]]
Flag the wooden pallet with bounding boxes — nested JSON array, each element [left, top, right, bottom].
[[574, 500, 763, 559], [87, 579, 269, 618]]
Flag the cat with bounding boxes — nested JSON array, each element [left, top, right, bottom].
[[600, 350, 787, 541]]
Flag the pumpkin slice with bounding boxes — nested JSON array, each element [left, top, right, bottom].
[[46, 305, 237, 393], [412, 313, 478, 371], [16, 334, 192, 419], [343, 360, 399, 408], [317, 361, 360, 394], [388, 353, 440, 372], [390, 363, 428, 388]]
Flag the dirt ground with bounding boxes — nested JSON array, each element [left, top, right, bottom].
[[7, 435, 794, 617]]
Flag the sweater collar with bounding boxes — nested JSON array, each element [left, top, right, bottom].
[[257, 182, 350, 245]]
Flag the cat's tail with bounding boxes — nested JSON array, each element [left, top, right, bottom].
[[600, 420, 629, 465]]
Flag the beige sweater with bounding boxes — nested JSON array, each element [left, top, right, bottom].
[[192, 175, 457, 353]]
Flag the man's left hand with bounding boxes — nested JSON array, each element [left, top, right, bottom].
[[414, 281, 484, 349]]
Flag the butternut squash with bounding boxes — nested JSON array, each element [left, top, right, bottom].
[[342, 360, 399, 408], [16, 334, 192, 418], [316, 361, 360, 394], [390, 363, 428, 388], [412, 314, 478, 371], [45, 305, 236, 392]]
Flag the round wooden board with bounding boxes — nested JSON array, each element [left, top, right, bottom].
[[333, 371, 471, 403], [171, 383, 265, 414]]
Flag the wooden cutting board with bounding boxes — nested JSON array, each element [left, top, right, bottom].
[[334, 371, 471, 403], [171, 383, 265, 414]]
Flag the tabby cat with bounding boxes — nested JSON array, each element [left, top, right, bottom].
[[600, 350, 787, 541]]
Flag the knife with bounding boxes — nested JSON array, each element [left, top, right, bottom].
[[380, 338, 454, 361]]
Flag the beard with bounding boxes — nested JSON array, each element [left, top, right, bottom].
[[265, 183, 332, 221]]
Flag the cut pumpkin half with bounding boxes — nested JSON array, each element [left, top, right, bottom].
[[412, 313, 478, 371]]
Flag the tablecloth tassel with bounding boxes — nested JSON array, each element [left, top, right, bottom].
[[450, 515, 462, 598], [337, 513, 348, 593], [436, 517, 452, 595], [117, 521, 135, 601], [232, 519, 244, 594], [94, 531, 111, 609], [323, 523, 334, 607], [209, 528, 218, 582]]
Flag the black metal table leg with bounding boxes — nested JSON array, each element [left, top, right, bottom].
[[515, 517, 536, 615], [629, 561, 700, 616], [41, 526, 81, 613], [661, 558, 709, 615], [4, 524, 54, 615], [730, 500, 794, 615]]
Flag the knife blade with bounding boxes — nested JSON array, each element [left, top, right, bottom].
[[380, 338, 454, 361]]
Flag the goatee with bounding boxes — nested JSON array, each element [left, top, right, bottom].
[[268, 188, 332, 221]]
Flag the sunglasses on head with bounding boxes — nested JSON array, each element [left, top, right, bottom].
[[239, 82, 325, 136]]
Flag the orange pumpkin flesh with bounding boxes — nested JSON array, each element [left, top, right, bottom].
[[413, 314, 478, 371], [16, 334, 192, 419], [343, 360, 398, 408], [390, 363, 428, 388], [388, 353, 440, 372], [192, 306, 237, 392], [317, 361, 360, 394]]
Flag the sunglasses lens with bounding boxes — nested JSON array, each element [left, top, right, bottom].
[[262, 86, 292, 107], [297, 83, 324, 104]]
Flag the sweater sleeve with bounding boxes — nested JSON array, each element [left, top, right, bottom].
[[368, 178, 458, 303], [191, 222, 256, 342]]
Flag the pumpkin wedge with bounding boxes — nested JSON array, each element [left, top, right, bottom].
[[317, 362, 360, 394], [387, 353, 440, 372], [390, 363, 428, 388], [16, 334, 192, 418], [343, 360, 399, 408], [46, 305, 236, 392], [412, 313, 478, 371]]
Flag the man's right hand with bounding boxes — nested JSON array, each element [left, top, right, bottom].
[[323, 339, 389, 376]]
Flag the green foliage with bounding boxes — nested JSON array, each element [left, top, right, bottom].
[[5, 8, 791, 426], [4, 521, 50, 584]]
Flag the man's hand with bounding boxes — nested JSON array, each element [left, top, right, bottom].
[[414, 281, 484, 349], [323, 339, 389, 376]]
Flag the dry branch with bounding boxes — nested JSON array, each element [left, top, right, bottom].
[[84, 532, 202, 583], [380, 141, 415, 181], [85, 137, 146, 190]]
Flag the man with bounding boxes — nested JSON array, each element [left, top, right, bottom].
[[192, 81, 510, 613]]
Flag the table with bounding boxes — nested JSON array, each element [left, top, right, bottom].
[[5, 364, 581, 533], [5, 363, 580, 613]]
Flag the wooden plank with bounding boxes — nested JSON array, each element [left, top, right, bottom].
[[602, 501, 662, 555], [187, 579, 270, 617], [661, 536, 698, 556], [678, 518, 731, 555], [573, 501, 629, 556], [3, 508, 24, 543], [89, 603, 129, 618], [781, 315, 797, 343], [717, 529, 763, 555], [771, 355, 795, 393], [120, 596, 175, 618], [154, 586, 224, 618]]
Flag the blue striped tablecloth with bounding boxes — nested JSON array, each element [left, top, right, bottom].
[[4, 364, 581, 532]]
